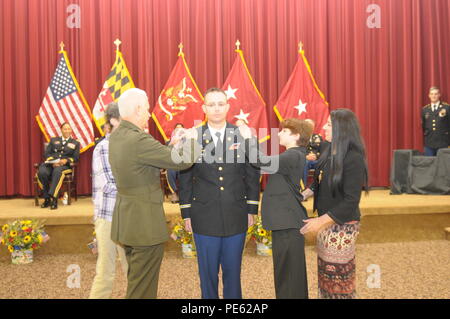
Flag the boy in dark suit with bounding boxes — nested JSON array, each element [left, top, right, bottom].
[[239, 118, 313, 299]]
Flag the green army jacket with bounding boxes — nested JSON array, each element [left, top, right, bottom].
[[109, 120, 199, 246]]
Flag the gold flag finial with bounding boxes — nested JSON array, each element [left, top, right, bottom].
[[114, 39, 122, 51], [235, 39, 241, 51], [298, 41, 304, 52], [178, 43, 184, 54], [59, 41, 65, 51]]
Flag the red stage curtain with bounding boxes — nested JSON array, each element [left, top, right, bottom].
[[1, 0, 449, 196]]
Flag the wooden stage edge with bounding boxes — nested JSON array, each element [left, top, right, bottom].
[[0, 190, 448, 256]]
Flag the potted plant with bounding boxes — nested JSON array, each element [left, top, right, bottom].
[[170, 218, 196, 258], [1, 219, 49, 264], [247, 216, 272, 256]]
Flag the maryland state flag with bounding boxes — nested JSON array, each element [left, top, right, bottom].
[[222, 43, 270, 143], [273, 44, 329, 136], [152, 46, 204, 142], [93, 40, 135, 135]]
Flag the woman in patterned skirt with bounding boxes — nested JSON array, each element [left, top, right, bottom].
[[301, 109, 369, 299]]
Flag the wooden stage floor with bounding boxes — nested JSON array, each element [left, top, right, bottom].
[[0, 190, 449, 256]]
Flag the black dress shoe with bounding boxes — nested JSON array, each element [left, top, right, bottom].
[[41, 198, 51, 208], [50, 198, 58, 210]]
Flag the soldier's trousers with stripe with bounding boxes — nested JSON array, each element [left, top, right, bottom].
[[37, 164, 72, 199]]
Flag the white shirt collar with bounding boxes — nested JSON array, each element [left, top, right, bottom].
[[207, 123, 226, 145]]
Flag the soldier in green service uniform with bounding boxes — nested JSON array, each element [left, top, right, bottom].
[[108, 88, 200, 299]]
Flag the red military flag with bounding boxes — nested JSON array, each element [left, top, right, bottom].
[[36, 43, 94, 152], [93, 39, 135, 135], [152, 44, 204, 142], [222, 41, 270, 143], [273, 43, 329, 136]]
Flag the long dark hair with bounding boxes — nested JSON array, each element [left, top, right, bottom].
[[328, 109, 369, 196]]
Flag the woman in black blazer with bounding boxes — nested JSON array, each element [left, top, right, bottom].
[[301, 109, 369, 299], [240, 118, 313, 299]]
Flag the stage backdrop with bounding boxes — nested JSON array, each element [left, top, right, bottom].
[[1, 0, 449, 196]]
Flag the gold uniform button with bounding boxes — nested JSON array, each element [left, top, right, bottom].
[[218, 167, 223, 171], [219, 177, 224, 181], [433, 128, 436, 131], [218, 157, 222, 161], [193, 197, 196, 201], [220, 187, 224, 191], [237, 155, 240, 158]]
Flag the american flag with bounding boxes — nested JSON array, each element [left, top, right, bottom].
[[36, 51, 94, 152]]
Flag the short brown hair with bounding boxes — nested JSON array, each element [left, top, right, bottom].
[[204, 87, 227, 101], [429, 86, 440, 93], [105, 102, 120, 125], [60, 122, 71, 129], [280, 118, 313, 147]]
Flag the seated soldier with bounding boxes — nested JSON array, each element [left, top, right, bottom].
[[37, 122, 80, 210]]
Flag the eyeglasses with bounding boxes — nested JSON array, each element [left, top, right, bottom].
[[204, 102, 228, 108]]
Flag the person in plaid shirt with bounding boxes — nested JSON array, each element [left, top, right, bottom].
[[89, 102, 128, 298]]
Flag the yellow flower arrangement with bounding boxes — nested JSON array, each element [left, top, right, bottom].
[[1, 219, 48, 253], [247, 216, 272, 245], [170, 218, 196, 258], [170, 218, 195, 246]]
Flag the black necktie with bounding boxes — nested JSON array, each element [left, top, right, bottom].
[[215, 132, 223, 161]]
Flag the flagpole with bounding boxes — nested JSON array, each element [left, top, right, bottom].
[[298, 41, 303, 53], [59, 41, 65, 53], [114, 38, 122, 51]]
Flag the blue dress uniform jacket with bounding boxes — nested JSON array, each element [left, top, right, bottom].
[[44, 136, 80, 164], [179, 123, 261, 237], [421, 102, 450, 149]]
